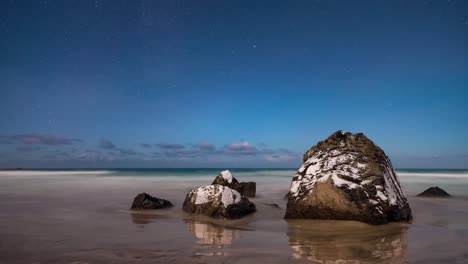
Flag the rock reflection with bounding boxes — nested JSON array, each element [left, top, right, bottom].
[[287, 220, 408, 264], [130, 212, 168, 225], [186, 220, 241, 256]]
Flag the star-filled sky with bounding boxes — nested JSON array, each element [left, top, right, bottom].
[[0, 0, 467, 168]]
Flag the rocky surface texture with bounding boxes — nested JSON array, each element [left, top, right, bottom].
[[183, 184, 255, 219], [284, 130, 412, 225], [131, 193, 173, 209], [212, 170, 256, 197], [417, 186, 451, 197]]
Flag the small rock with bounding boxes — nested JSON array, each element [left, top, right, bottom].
[[240, 182, 256, 197], [131, 193, 173, 209], [212, 170, 256, 197], [416, 186, 451, 197]]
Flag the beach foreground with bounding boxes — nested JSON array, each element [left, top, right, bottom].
[[0, 169, 467, 264]]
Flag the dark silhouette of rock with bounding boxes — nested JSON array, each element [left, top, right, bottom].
[[212, 170, 256, 197], [416, 186, 451, 197], [183, 184, 255, 219], [131, 192, 173, 209], [240, 182, 256, 197], [285, 130, 412, 225]]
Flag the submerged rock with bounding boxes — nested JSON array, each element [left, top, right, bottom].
[[131, 193, 173, 209], [417, 186, 451, 197], [212, 170, 256, 197], [262, 203, 281, 209], [183, 184, 255, 219], [284, 130, 412, 225]]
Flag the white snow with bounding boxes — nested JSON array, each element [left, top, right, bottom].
[[220, 170, 233, 183], [376, 190, 388, 201], [305, 160, 321, 175], [192, 185, 241, 207], [289, 181, 301, 195], [194, 185, 216, 205], [357, 163, 367, 169], [331, 173, 357, 189], [221, 187, 241, 206]]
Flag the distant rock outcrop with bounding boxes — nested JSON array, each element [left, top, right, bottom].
[[284, 130, 412, 225], [131, 193, 173, 209], [183, 184, 255, 219], [212, 170, 256, 197], [416, 186, 451, 197]]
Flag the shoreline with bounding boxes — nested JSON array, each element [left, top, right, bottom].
[[0, 170, 467, 263]]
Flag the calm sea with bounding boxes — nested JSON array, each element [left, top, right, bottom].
[[1, 168, 467, 196]]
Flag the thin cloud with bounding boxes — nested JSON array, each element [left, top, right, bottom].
[[117, 148, 138, 156], [194, 141, 216, 151], [99, 138, 116, 149], [264, 154, 298, 162], [224, 141, 258, 155], [140, 143, 152, 148], [156, 142, 185, 150], [16, 145, 42, 152], [11, 134, 82, 145]]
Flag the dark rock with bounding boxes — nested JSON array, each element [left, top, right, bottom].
[[285, 130, 412, 225], [212, 170, 256, 197], [416, 186, 451, 197], [240, 182, 256, 197], [131, 193, 173, 209], [183, 184, 255, 219]]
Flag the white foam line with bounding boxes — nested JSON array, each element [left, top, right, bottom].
[[398, 173, 468, 178], [0, 170, 114, 176]]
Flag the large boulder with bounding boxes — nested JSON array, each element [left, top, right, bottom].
[[212, 170, 256, 197], [417, 186, 451, 197], [284, 131, 412, 225], [131, 193, 173, 209], [183, 184, 255, 219]]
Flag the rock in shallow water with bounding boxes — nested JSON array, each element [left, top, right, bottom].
[[212, 170, 256, 197], [284, 130, 412, 225], [417, 186, 451, 197], [131, 193, 173, 209], [183, 184, 255, 219]]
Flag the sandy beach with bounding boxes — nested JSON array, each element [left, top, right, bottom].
[[0, 169, 467, 264]]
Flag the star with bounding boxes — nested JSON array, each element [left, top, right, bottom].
[[253, 44, 257, 48]]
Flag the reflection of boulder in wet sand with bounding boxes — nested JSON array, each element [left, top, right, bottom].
[[130, 213, 169, 225], [186, 221, 240, 246], [287, 220, 408, 263], [285, 131, 412, 224]]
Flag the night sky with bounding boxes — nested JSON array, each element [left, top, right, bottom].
[[0, 0, 467, 168]]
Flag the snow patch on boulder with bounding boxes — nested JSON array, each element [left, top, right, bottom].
[[220, 170, 233, 183]]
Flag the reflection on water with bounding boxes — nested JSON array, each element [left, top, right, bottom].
[[185, 220, 241, 256], [130, 212, 169, 225], [287, 220, 408, 264]]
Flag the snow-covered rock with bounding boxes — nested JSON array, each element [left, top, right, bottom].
[[284, 131, 412, 224], [212, 170, 256, 197], [183, 184, 255, 219]]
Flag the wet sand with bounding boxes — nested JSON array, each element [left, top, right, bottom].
[[0, 173, 467, 263]]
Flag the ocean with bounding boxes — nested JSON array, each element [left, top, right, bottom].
[[0, 168, 467, 263]]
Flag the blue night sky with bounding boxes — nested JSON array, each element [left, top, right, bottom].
[[0, 0, 467, 168]]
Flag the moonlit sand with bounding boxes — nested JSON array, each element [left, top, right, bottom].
[[0, 169, 467, 263]]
